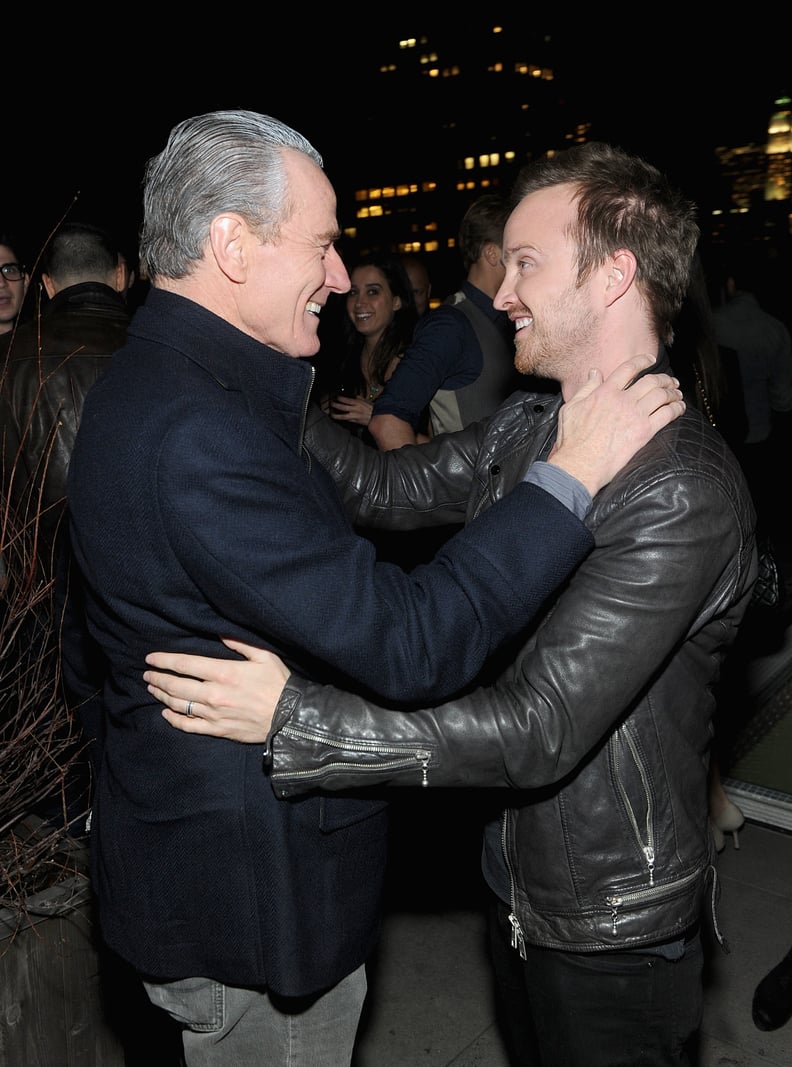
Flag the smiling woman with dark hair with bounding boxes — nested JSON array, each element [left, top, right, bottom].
[[323, 253, 421, 444]]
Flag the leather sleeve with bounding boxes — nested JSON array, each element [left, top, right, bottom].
[[269, 455, 756, 797], [305, 401, 485, 528]]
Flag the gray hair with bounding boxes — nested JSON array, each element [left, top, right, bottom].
[[139, 110, 323, 281]]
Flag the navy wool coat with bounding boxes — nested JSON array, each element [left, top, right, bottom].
[[65, 288, 591, 996]]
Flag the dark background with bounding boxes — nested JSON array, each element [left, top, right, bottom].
[[4, 21, 788, 267]]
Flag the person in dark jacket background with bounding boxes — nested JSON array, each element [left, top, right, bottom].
[[1, 219, 130, 833], [64, 111, 684, 1067], [2, 220, 131, 574], [145, 142, 755, 1066]]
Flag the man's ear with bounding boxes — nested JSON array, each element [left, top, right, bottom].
[[604, 249, 637, 305], [113, 260, 128, 293], [41, 272, 56, 300], [208, 214, 248, 282], [484, 242, 501, 268]]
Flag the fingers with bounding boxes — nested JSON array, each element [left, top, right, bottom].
[[564, 369, 601, 403], [625, 379, 684, 416], [147, 638, 283, 668], [144, 668, 193, 700], [600, 353, 656, 390], [550, 365, 685, 496], [145, 642, 288, 743], [162, 708, 217, 734], [145, 650, 219, 680], [151, 678, 236, 734], [566, 357, 670, 405], [161, 705, 271, 744], [647, 397, 687, 427], [330, 397, 373, 425], [220, 637, 278, 664], [145, 674, 200, 711], [626, 374, 681, 401]]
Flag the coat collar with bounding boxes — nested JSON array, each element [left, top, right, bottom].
[[46, 281, 129, 318], [129, 288, 314, 407]]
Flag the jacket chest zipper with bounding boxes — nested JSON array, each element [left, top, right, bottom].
[[613, 724, 656, 886], [506, 720, 667, 947], [501, 810, 528, 960]]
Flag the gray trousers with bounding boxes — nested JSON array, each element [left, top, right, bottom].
[[142, 963, 367, 1066]]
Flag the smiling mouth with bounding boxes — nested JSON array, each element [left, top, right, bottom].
[[514, 315, 533, 331], [306, 301, 322, 316]]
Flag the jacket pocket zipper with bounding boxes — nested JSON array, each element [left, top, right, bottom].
[[605, 866, 701, 935], [273, 725, 433, 784]]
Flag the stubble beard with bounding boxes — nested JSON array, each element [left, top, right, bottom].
[[514, 288, 597, 379]]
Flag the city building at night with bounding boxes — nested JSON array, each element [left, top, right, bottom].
[[334, 27, 790, 301]]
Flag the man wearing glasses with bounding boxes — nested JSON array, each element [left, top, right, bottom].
[[0, 235, 29, 336]]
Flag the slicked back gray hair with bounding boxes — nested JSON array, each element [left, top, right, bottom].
[[139, 110, 324, 282]]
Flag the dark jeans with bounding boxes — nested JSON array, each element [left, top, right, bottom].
[[487, 895, 703, 1066]]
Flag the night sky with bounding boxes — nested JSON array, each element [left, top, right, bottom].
[[5, 21, 788, 264]]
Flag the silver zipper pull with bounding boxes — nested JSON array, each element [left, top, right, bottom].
[[417, 751, 430, 786], [607, 895, 622, 936], [644, 845, 655, 887], [508, 912, 527, 960]]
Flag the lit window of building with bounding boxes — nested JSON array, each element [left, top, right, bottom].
[[765, 96, 792, 202], [338, 28, 788, 298]]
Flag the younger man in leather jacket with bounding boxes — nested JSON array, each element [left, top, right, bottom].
[[146, 142, 757, 1066]]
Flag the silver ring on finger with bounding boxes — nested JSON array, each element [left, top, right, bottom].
[[186, 700, 194, 717]]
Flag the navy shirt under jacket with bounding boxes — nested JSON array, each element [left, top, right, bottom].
[[372, 280, 515, 430]]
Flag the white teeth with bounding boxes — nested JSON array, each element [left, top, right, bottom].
[[306, 302, 322, 316], [514, 316, 532, 330]]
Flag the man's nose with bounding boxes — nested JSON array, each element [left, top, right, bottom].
[[493, 280, 511, 311], [326, 247, 350, 294]]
